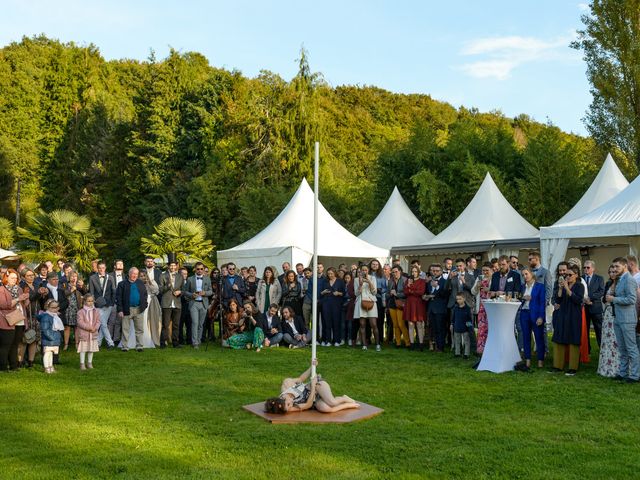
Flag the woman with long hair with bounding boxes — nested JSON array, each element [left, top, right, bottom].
[[63, 270, 84, 350], [354, 264, 380, 351], [403, 266, 427, 351], [256, 266, 282, 314], [282, 270, 302, 317], [551, 264, 585, 376], [342, 272, 356, 346], [264, 360, 359, 414], [320, 267, 345, 347], [471, 263, 492, 355], [0, 269, 29, 371], [597, 265, 620, 377], [244, 266, 259, 304], [225, 300, 264, 351]]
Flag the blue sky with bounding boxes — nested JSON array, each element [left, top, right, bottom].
[[2, 0, 591, 134]]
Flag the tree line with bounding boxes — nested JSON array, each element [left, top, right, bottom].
[[0, 32, 637, 267]]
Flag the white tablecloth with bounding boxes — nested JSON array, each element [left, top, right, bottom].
[[477, 300, 521, 373]]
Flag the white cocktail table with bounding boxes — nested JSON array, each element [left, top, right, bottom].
[[477, 300, 521, 373]]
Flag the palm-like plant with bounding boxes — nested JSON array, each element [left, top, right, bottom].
[[16, 209, 103, 272], [140, 217, 214, 266], [0, 217, 14, 249]]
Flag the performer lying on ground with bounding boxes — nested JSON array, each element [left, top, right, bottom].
[[264, 360, 360, 414]]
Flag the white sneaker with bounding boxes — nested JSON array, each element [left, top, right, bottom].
[[320, 342, 327, 347], [334, 342, 341, 347], [362, 345, 367, 351], [270, 343, 279, 348], [347, 340, 353, 346], [375, 344, 381, 352], [339, 340, 345, 346]]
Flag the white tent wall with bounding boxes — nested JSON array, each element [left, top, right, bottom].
[[217, 246, 312, 276]]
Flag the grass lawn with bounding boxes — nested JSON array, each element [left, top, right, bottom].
[[2, 341, 639, 479]]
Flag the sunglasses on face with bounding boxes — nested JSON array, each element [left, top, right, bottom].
[[195, 268, 204, 271]]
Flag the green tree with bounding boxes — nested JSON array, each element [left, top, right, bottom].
[[140, 217, 214, 266], [16, 209, 103, 272], [0, 217, 14, 248], [572, 0, 640, 168]]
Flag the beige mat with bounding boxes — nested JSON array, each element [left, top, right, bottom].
[[243, 401, 383, 424]]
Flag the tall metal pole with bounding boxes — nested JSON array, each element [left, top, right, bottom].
[[311, 142, 319, 379], [15, 177, 21, 227]]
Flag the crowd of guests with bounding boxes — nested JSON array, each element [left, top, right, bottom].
[[0, 251, 638, 382]]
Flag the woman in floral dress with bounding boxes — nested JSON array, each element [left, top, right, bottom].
[[597, 265, 619, 377], [471, 263, 493, 355]]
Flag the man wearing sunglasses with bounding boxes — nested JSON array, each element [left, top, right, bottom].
[[583, 260, 604, 351], [183, 262, 213, 349], [221, 263, 245, 309]]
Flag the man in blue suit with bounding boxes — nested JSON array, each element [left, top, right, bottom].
[[583, 260, 605, 351], [606, 257, 639, 383], [490, 256, 522, 296]]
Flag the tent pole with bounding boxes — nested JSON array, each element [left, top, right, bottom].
[[311, 142, 319, 379]]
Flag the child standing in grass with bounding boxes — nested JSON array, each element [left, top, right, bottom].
[[38, 299, 64, 374], [76, 294, 101, 370], [452, 293, 472, 359]]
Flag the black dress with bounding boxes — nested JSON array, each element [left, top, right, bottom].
[[552, 282, 584, 346], [282, 282, 302, 316]]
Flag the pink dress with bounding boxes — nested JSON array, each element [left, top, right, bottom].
[[476, 278, 491, 354]]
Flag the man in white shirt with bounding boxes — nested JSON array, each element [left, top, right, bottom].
[[108, 259, 126, 344], [258, 304, 283, 347]]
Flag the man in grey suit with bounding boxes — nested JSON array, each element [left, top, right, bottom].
[[183, 262, 213, 349], [88, 261, 116, 349], [606, 257, 639, 383], [159, 260, 185, 348]]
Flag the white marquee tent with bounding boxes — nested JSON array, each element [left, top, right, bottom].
[[392, 173, 539, 257], [554, 153, 629, 225], [217, 179, 390, 273], [540, 166, 640, 270], [358, 186, 434, 249]]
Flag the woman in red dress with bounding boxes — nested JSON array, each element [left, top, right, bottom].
[[403, 266, 427, 351]]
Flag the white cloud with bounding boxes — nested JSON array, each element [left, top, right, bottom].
[[578, 3, 590, 12], [457, 33, 578, 80]]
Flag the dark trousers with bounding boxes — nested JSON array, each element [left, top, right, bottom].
[[431, 312, 447, 351], [520, 309, 545, 361], [0, 329, 17, 370], [386, 307, 394, 343], [376, 298, 385, 342], [585, 310, 603, 351], [321, 299, 343, 344], [179, 305, 192, 344], [161, 308, 181, 346], [467, 316, 477, 353]]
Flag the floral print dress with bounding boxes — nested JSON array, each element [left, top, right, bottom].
[[476, 278, 491, 354], [597, 303, 619, 377]]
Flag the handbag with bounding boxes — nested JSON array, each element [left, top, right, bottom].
[[395, 298, 405, 309], [5, 308, 25, 326], [361, 299, 375, 311], [23, 328, 37, 344]]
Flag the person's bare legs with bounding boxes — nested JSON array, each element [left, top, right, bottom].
[[315, 380, 357, 407], [315, 399, 360, 413], [358, 319, 368, 347], [369, 318, 379, 345]]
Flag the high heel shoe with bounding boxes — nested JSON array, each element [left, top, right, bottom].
[[63, 344, 69, 351]]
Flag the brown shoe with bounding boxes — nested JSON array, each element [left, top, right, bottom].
[[87, 363, 93, 369]]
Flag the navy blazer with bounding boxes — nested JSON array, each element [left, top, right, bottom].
[[221, 275, 246, 307], [490, 270, 521, 295], [583, 273, 605, 316], [521, 281, 545, 321], [257, 312, 282, 335], [115, 279, 148, 316], [282, 315, 309, 337], [427, 277, 449, 315]]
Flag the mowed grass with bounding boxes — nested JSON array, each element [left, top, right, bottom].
[[2, 340, 639, 479]]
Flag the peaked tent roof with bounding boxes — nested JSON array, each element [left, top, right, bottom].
[[554, 153, 629, 225], [358, 186, 434, 249], [540, 171, 640, 239], [425, 173, 539, 246], [218, 179, 389, 259]]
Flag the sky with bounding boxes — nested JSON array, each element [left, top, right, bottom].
[[2, 0, 592, 135]]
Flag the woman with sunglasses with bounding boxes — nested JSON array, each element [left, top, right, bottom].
[[550, 264, 585, 376]]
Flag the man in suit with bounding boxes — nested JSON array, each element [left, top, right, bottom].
[[115, 267, 148, 352], [159, 260, 185, 348], [278, 262, 291, 288], [528, 251, 552, 304], [143, 256, 162, 302], [258, 303, 283, 347], [490, 255, 522, 296], [88, 261, 116, 349], [427, 264, 449, 352], [606, 257, 639, 383], [108, 259, 126, 345], [221, 263, 245, 308], [583, 260, 605, 351], [41, 272, 69, 317], [183, 262, 213, 349], [281, 305, 309, 348], [446, 259, 476, 352]]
